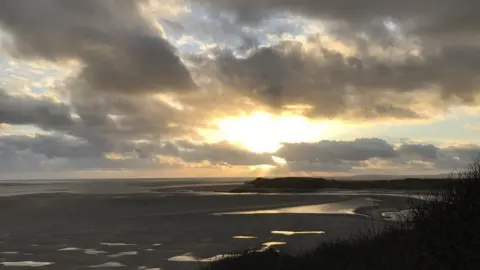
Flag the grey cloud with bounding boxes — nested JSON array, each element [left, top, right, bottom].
[[70, 93, 186, 139], [0, 0, 196, 94], [0, 130, 478, 175], [128, 141, 181, 160], [193, 1, 480, 120], [201, 0, 420, 23], [275, 140, 480, 173], [0, 88, 74, 129], [0, 146, 45, 174], [161, 19, 186, 34], [397, 144, 438, 160], [115, 140, 274, 166], [436, 145, 480, 170], [98, 139, 275, 167], [210, 39, 480, 119], [286, 160, 356, 173], [0, 86, 191, 159], [0, 133, 275, 175], [0, 134, 181, 175], [0, 131, 274, 167], [279, 138, 397, 163], [0, 134, 103, 159], [199, 0, 480, 42], [440, 145, 480, 159], [174, 141, 274, 166]]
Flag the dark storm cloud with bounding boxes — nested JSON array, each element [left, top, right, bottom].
[[0, 88, 74, 129], [200, 0, 480, 41], [0, 0, 196, 93]]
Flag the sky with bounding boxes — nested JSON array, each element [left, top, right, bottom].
[[0, 0, 479, 179]]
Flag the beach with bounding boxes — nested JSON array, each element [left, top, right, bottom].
[[0, 179, 418, 269]]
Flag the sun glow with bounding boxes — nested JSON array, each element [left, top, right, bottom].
[[272, 156, 287, 165], [213, 112, 330, 153]]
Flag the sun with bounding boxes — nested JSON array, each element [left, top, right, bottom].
[[212, 111, 330, 153]]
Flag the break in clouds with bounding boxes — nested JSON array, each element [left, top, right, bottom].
[[0, 0, 479, 177]]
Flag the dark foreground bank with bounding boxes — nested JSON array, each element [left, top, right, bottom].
[[204, 161, 480, 270]]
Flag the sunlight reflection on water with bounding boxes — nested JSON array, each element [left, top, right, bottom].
[[215, 197, 375, 216], [262, 241, 286, 247], [2, 261, 54, 267], [271, 231, 325, 236], [233, 236, 257, 239]]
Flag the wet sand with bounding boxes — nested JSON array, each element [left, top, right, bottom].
[[0, 182, 416, 269]]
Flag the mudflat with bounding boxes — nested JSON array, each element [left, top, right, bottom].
[[0, 183, 417, 270]]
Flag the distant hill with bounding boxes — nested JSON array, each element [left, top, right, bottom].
[[336, 174, 449, 181], [230, 177, 455, 193]]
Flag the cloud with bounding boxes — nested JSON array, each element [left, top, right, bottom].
[[0, 128, 478, 175], [185, 0, 480, 121], [397, 144, 438, 160], [0, 134, 184, 175], [436, 144, 480, 170], [286, 160, 357, 173], [0, 134, 102, 159], [206, 36, 480, 119], [0, 86, 203, 163], [0, 0, 479, 176], [68, 93, 188, 140], [174, 141, 274, 165], [199, 0, 480, 43], [0, 133, 274, 175], [0, 0, 196, 94], [279, 138, 397, 163], [0, 1, 226, 172], [274, 139, 480, 173], [0, 133, 105, 175], [0, 88, 74, 129]]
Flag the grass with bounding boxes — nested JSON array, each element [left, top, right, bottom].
[[203, 159, 480, 270]]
